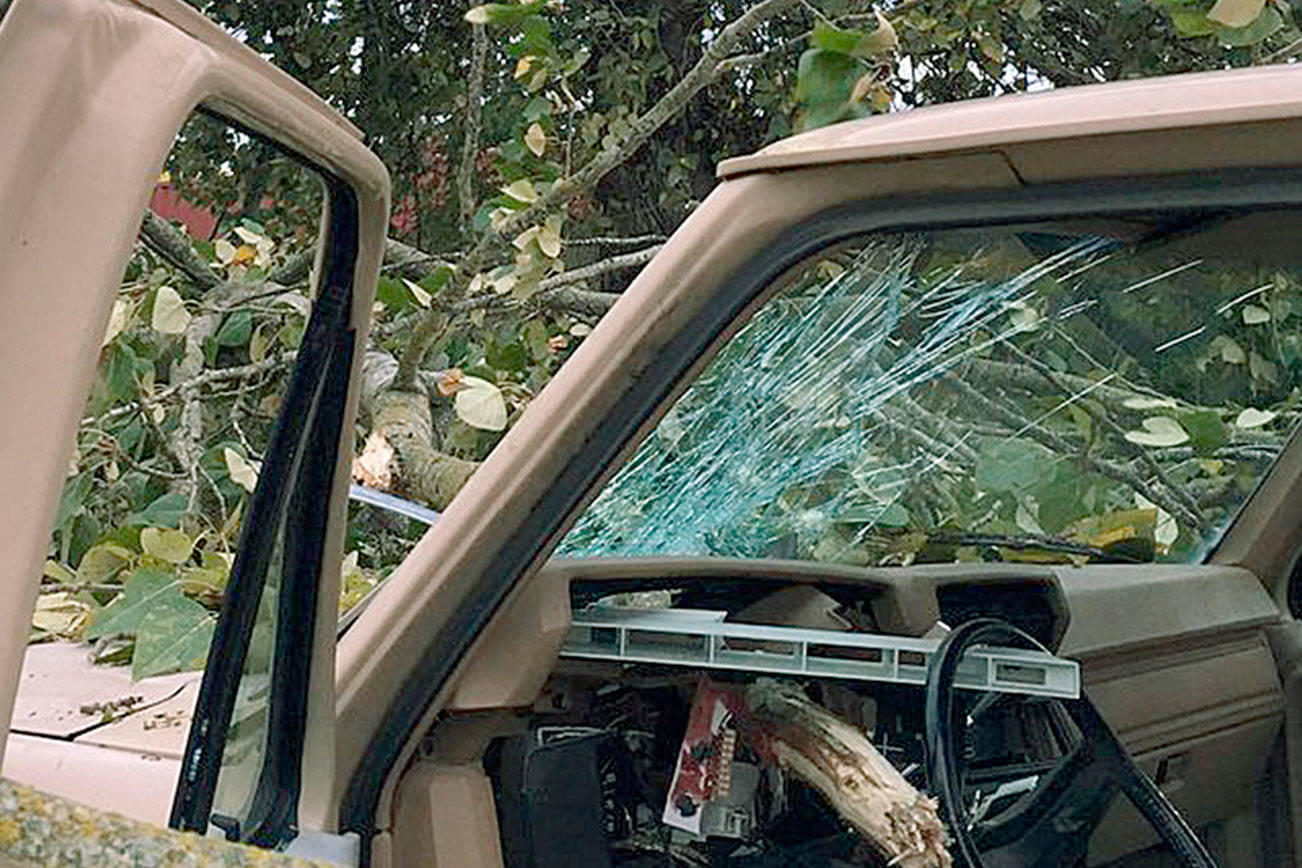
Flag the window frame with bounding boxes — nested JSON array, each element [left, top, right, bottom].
[[168, 114, 362, 848]]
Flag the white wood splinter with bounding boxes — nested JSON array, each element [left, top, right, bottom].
[[745, 680, 953, 868]]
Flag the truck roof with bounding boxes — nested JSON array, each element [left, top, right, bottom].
[[718, 64, 1302, 179]]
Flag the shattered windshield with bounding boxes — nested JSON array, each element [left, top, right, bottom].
[[561, 214, 1300, 566]]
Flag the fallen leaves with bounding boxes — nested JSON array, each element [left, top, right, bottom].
[[455, 375, 508, 431]]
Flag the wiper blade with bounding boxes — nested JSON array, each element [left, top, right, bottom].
[[924, 530, 1146, 564]]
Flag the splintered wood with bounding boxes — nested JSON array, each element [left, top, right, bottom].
[[745, 680, 953, 868]]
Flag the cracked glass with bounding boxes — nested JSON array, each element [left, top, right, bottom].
[[561, 212, 1302, 566]]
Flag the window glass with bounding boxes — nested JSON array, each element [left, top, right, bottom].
[[562, 213, 1301, 565], [24, 112, 328, 822]]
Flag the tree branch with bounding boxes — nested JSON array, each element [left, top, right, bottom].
[[1004, 345, 1205, 529], [395, 0, 800, 387], [536, 286, 621, 318], [942, 374, 1203, 533], [383, 237, 457, 280], [495, 0, 799, 243], [139, 211, 220, 293], [458, 21, 489, 230], [88, 354, 295, 429], [568, 233, 668, 248]]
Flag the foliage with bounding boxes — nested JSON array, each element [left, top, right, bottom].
[[35, 0, 1302, 674]]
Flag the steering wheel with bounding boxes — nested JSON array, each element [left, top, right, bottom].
[[922, 618, 1217, 868]]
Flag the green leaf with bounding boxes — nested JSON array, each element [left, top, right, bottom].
[[1034, 468, 1089, 534], [84, 567, 178, 640], [794, 49, 871, 133], [523, 319, 551, 361], [215, 309, 252, 347], [124, 492, 189, 528], [140, 527, 195, 565], [522, 97, 552, 122], [810, 20, 863, 55], [1180, 409, 1224, 456], [1168, 9, 1217, 36], [132, 594, 215, 678], [106, 343, 137, 402], [487, 340, 529, 372], [56, 473, 93, 530], [75, 543, 132, 586], [1123, 416, 1189, 447], [975, 439, 1051, 493], [418, 263, 455, 295], [376, 275, 412, 312]]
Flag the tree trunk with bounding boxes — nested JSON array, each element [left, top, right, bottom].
[[745, 680, 952, 868]]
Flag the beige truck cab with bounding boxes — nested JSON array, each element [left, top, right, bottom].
[[2, 0, 1302, 866]]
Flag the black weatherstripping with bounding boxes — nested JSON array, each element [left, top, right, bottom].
[[338, 168, 1302, 847], [170, 181, 360, 846]]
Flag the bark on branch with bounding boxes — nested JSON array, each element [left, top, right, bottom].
[[140, 210, 221, 292], [745, 680, 952, 868], [458, 21, 489, 230], [369, 391, 479, 510]]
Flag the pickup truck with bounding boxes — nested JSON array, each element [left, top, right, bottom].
[[1, 0, 1299, 866]]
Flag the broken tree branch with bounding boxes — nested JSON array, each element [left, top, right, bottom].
[[745, 680, 952, 868], [369, 391, 479, 510]]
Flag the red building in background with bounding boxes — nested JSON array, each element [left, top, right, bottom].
[[149, 178, 217, 240]]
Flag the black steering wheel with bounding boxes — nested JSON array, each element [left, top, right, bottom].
[[923, 618, 1217, 868]]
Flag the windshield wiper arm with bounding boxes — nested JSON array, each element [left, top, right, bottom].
[[924, 530, 1146, 564]]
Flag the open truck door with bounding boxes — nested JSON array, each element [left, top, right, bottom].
[[0, 0, 388, 857]]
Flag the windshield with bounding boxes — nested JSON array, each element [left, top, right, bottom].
[[560, 213, 1300, 566]]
